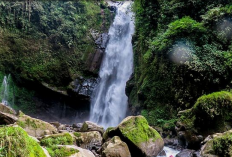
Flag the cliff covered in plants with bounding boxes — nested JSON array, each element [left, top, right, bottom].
[[129, 0, 232, 128], [0, 0, 114, 113], [0, 0, 112, 91]]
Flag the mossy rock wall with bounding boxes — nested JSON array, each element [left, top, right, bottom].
[[176, 91, 232, 149]]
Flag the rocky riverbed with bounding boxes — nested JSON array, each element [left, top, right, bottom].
[[1, 102, 231, 157]]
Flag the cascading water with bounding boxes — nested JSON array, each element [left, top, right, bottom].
[[90, 1, 134, 128], [0, 75, 10, 105]]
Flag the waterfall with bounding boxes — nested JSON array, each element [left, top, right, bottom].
[[90, 2, 134, 128], [1, 75, 11, 106]]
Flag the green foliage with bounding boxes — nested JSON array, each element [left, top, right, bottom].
[[213, 131, 232, 156], [0, 1, 111, 87], [0, 73, 35, 114], [129, 0, 232, 128], [40, 133, 74, 147], [0, 126, 46, 157], [40, 133, 77, 157], [178, 91, 232, 135], [73, 132, 81, 137]]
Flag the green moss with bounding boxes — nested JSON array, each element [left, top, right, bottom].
[[40, 133, 74, 147], [73, 132, 81, 137], [119, 116, 161, 144], [40, 133, 77, 157], [46, 146, 78, 157], [17, 121, 26, 128], [177, 91, 232, 137], [212, 131, 232, 156], [193, 91, 232, 122], [0, 126, 46, 157]]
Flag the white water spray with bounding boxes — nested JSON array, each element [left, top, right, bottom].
[[1, 75, 10, 106], [158, 147, 180, 157], [90, 2, 134, 128]]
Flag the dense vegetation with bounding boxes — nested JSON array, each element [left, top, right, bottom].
[[129, 0, 232, 128], [0, 0, 111, 87], [0, 0, 112, 113]]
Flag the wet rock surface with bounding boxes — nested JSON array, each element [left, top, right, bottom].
[[100, 136, 131, 157]]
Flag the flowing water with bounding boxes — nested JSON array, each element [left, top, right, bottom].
[[0, 75, 10, 106], [90, 2, 134, 128], [158, 147, 180, 157]]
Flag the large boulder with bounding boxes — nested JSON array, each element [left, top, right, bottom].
[[74, 131, 102, 149], [118, 116, 164, 157], [176, 91, 232, 149], [101, 136, 131, 157], [0, 126, 46, 157], [0, 111, 18, 124], [80, 121, 104, 135], [0, 103, 17, 125], [201, 130, 232, 157], [17, 111, 57, 137], [108, 116, 164, 157]]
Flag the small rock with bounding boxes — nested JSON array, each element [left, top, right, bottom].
[[58, 145, 95, 157], [50, 122, 61, 128], [73, 123, 83, 129], [176, 149, 195, 157], [80, 121, 104, 135], [59, 130, 69, 133], [58, 124, 66, 131], [74, 131, 102, 150], [44, 130, 50, 135]]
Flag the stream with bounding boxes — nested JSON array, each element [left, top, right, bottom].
[[158, 147, 180, 157]]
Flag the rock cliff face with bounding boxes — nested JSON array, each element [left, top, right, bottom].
[[0, 1, 115, 114], [0, 1, 113, 94]]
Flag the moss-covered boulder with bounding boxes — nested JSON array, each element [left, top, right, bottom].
[[17, 111, 57, 137], [73, 131, 102, 149], [40, 133, 77, 157], [176, 91, 232, 149], [116, 116, 164, 157], [0, 126, 46, 157], [40, 133, 74, 146], [201, 130, 232, 157], [101, 136, 131, 157]]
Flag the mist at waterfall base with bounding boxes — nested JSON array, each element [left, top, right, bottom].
[[0, 75, 90, 124], [90, 2, 134, 128]]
